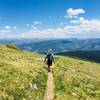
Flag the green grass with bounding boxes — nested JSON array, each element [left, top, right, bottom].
[[0, 44, 47, 100], [1, 44, 100, 100], [6, 44, 20, 50], [54, 56, 100, 100]]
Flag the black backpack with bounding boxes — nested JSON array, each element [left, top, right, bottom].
[[47, 53, 53, 61]]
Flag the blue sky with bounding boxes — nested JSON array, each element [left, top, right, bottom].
[[0, 0, 100, 39]]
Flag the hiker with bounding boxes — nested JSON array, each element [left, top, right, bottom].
[[44, 49, 54, 72]]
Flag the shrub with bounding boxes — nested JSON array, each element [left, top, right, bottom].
[[6, 44, 19, 50]]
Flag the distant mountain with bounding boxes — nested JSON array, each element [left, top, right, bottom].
[[0, 38, 100, 53], [58, 50, 100, 63]]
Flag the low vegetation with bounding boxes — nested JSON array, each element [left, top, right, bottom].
[[0, 44, 47, 100], [1, 44, 100, 100], [6, 44, 20, 50], [54, 56, 100, 100]]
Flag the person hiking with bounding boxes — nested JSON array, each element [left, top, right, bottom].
[[44, 49, 54, 72]]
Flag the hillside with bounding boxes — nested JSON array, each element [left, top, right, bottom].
[[0, 44, 47, 100], [54, 56, 100, 100], [58, 50, 100, 63], [0, 44, 100, 100]]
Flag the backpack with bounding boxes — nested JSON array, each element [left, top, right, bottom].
[[47, 53, 53, 61]]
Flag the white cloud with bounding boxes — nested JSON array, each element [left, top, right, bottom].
[[13, 26, 17, 29], [33, 21, 42, 25], [1, 18, 100, 39], [0, 29, 11, 33], [18, 28, 68, 39], [66, 8, 85, 18], [60, 22, 64, 26], [70, 17, 85, 24], [67, 18, 100, 37], [60, 22, 67, 26], [19, 18, 100, 39], [26, 24, 29, 26], [0, 7, 100, 39], [70, 17, 100, 32], [4, 26, 11, 29], [0, 25, 13, 34], [32, 26, 37, 30], [70, 20, 79, 24]]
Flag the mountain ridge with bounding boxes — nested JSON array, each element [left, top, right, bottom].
[[0, 38, 100, 53]]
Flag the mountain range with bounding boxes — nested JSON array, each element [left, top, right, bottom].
[[0, 38, 100, 54]]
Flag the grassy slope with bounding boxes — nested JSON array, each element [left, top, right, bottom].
[[54, 56, 100, 100], [0, 45, 47, 100], [1, 44, 100, 100]]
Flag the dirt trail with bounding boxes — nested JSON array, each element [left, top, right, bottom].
[[44, 71, 55, 100], [35, 58, 55, 100]]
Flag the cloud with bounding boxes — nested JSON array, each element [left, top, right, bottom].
[[33, 21, 42, 25], [0, 29, 11, 33], [1, 18, 100, 39], [70, 20, 79, 24], [18, 28, 67, 39], [4, 26, 11, 29], [32, 26, 37, 30], [0, 26, 12, 33], [60, 22, 67, 26], [13, 26, 17, 29], [19, 18, 100, 39], [60, 22, 64, 26], [0, 25, 16, 34], [70, 17, 100, 32], [66, 18, 100, 37], [0, 8, 100, 39], [0, 20, 100, 39], [26, 24, 29, 26], [65, 8, 85, 18], [70, 17, 85, 24]]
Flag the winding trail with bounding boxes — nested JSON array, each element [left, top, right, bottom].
[[44, 71, 55, 100]]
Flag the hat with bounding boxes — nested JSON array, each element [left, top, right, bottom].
[[48, 49, 52, 52]]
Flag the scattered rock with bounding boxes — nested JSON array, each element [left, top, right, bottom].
[[33, 84, 38, 90], [27, 83, 38, 90], [71, 92, 77, 96]]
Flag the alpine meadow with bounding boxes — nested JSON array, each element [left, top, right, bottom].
[[0, 0, 100, 100]]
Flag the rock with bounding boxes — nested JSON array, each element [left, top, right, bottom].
[[33, 84, 38, 90], [71, 92, 77, 96]]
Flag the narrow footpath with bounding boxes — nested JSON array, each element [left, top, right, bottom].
[[44, 71, 55, 100]]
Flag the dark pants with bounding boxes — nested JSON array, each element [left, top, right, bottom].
[[47, 60, 52, 66], [47, 60, 52, 72]]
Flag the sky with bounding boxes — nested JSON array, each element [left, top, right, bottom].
[[0, 0, 100, 39]]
